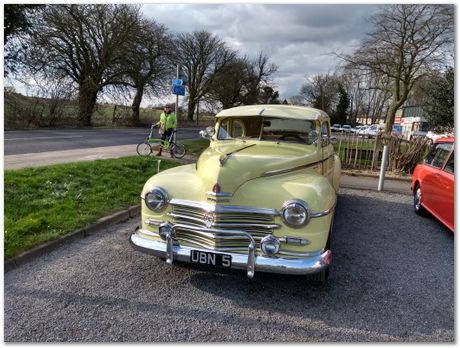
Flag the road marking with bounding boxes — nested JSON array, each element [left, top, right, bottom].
[[5, 135, 84, 141]]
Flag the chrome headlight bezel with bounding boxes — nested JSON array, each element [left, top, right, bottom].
[[144, 187, 169, 212], [281, 199, 311, 228]]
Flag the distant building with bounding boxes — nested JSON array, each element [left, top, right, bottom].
[[396, 105, 429, 140]]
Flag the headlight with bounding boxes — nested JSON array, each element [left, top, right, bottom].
[[144, 187, 168, 211], [281, 199, 311, 228]]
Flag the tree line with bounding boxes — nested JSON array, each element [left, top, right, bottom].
[[5, 4, 454, 132], [5, 4, 279, 127]]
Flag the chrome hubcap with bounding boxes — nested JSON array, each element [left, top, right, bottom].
[[415, 188, 422, 210]]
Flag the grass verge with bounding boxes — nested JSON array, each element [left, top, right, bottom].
[[182, 138, 210, 156], [4, 156, 182, 259]]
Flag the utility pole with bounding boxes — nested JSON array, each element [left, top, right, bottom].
[[175, 65, 179, 121], [175, 64, 179, 143]]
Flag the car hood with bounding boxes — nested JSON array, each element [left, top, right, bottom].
[[196, 141, 320, 194]]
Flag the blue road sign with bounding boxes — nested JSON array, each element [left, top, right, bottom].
[[172, 79, 183, 85], [172, 84, 185, 96]]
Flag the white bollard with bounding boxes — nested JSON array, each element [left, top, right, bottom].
[[378, 145, 389, 191]]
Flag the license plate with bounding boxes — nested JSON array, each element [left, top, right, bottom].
[[190, 250, 232, 268]]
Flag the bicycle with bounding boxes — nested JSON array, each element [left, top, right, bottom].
[[136, 125, 186, 159]]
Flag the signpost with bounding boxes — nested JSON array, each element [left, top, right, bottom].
[[172, 66, 185, 142], [172, 84, 185, 96]]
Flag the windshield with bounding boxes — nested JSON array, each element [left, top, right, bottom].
[[217, 116, 319, 145]]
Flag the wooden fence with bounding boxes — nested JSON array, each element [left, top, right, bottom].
[[334, 131, 432, 174]]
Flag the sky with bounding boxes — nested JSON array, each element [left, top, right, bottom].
[[142, 3, 381, 101]]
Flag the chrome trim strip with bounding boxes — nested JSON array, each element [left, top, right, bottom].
[[170, 198, 280, 216], [144, 218, 164, 226], [261, 154, 335, 177], [206, 192, 233, 197], [279, 237, 311, 246], [130, 230, 331, 276], [310, 199, 337, 218], [211, 222, 280, 229]]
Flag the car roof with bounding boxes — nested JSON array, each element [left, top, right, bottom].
[[215, 104, 330, 122], [435, 137, 454, 143]]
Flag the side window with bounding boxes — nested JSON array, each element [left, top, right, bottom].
[[444, 151, 454, 174], [232, 120, 244, 138], [218, 119, 231, 139], [425, 142, 453, 169], [321, 122, 330, 147]]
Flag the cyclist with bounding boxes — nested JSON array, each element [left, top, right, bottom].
[[154, 104, 177, 157]]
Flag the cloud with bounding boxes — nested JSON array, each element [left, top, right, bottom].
[[142, 3, 380, 99]]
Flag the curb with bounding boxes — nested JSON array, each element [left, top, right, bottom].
[[4, 205, 141, 273], [341, 170, 412, 182], [339, 185, 412, 196]]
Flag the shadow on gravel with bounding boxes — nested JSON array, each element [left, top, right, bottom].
[[186, 191, 454, 339]]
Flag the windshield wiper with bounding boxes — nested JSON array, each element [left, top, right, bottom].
[[219, 144, 256, 166]]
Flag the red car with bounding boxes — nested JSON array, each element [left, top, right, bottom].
[[411, 137, 454, 233]]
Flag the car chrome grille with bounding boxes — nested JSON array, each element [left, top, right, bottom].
[[167, 199, 280, 253]]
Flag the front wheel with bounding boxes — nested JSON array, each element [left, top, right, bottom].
[[172, 143, 186, 159], [136, 142, 152, 156]]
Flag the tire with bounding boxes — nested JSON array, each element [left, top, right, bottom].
[[136, 142, 152, 156], [172, 143, 186, 159], [413, 183, 428, 216]]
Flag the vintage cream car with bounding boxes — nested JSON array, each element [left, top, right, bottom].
[[130, 104, 341, 281]]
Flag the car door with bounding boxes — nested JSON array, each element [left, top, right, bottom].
[[437, 150, 454, 231], [422, 142, 453, 216]]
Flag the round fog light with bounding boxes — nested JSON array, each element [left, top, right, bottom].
[[260, 235, 280, 256], [159, 222, 173, 241]]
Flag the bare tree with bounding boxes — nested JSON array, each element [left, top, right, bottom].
[[205, 52, 278, 109], [341, 4, 454, 132], [205, 57, 249, 109], [300, 73, 339, 115], [242, 52, 278, 105], [22, 4, 141, 126], [122, 18, 174, 125], [175, 31, 237, 120], [340, 69, 392, 124]]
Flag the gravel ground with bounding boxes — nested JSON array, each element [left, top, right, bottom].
[[4, 188, 454, 342]]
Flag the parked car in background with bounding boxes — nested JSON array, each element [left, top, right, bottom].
[[366, 124, 384, 138], [342, 125, 352, 133], [331, 124, 342, 132], [411, 137, 454, 233], [426, 130, 454, 143], [130, 104, 341, 282], [357, 125, 370, 137]]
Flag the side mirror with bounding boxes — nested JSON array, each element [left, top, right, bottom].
[[330, 136, 337, 144], [200, 126, 215, 140]]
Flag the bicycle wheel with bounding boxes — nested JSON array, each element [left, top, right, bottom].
[[172, 143, 186, 159], [136, 142, 152, 156]]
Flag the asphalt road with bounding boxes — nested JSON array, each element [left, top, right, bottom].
[[4, 127, 203, 155], [4, 188, 453, 342]]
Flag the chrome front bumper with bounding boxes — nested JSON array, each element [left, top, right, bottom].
[[129, 227, 331, 278]]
